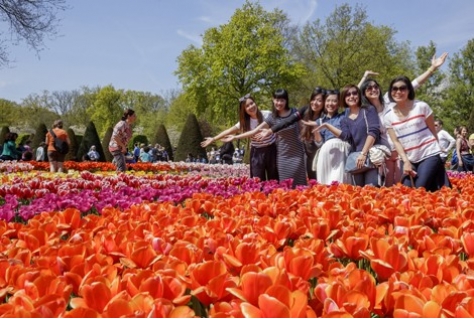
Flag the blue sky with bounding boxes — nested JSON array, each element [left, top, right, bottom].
[[0, 0, 473, 103]]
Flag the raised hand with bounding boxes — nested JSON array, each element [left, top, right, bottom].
[[364, 70, 379, 77], [431, 52, 448, 69], [201, 137, 214, 148]]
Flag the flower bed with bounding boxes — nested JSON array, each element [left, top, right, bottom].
[[0, 163, 473, 317]]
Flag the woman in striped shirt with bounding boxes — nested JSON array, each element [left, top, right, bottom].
[[383, 76, 450, 191]]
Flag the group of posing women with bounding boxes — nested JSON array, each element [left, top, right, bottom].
[[202, 53, 452, 191]]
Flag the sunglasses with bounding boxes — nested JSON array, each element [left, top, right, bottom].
[[239, 93, 251, 103], [345, 90, 358, 97], [326, 89, 339, 95], [366, 84, 379, 91], [391, 85, 408, 92]]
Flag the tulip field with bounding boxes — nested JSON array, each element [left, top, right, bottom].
[[0, 160, 474, 317]]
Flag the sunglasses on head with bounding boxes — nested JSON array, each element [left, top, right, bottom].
[[391, 85, 408, 92], [366, 84, 379, 91], [326, 89, 339, 95], [345, 90, 358, 97], [313, 87, 325, 95], [239, 93, 251, 103]]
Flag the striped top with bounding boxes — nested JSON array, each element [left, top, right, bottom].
[[383, 100, 441, 163], [234, 110, 276, 148], [109, 120, 132, 152]]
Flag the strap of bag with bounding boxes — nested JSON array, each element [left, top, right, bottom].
[[401, 174, 415, 187], [50, 129, 57, 138]]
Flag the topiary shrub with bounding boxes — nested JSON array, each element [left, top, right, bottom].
[[65, 129, 79, 161], [151, 124, 174, 161], [77, 121, 106, 162], [101, 127, 113, 162], [31, 123, 48, 150], [0, 126, 10, 146], [131, 135, 148, 151], [174, 114, 206, 162]]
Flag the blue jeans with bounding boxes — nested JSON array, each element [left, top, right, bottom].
[[401, 155, 451, 191], [352, 168, 379, 187]]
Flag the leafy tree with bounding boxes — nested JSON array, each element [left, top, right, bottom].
[[0, 126, 10, 145], [0, 99, 20, 126], [165, 93, 195, 137], [19, 96, 61, 130], [175, 1, 302, 126], [65, 128, 78, 161], [443, 39, 474, 133], [101, 127, 113, 162], [64, 86, 97, 129], [87, 85, 124, 137], [289, 3, 413, 100], [0, 0, 67, 67], [151, 124, 173, 161], [77, 121, 105, 162], [174, 114, 206, 162]]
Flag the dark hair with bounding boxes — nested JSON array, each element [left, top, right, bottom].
[[340, 85, 362, 108], [121, 108, 135, 121], [435, 119, 443, 126], [272, 88, 290, 116], [360, 78, 384, 107], [322, 89, 341, 115], [388, 76, 415, 102], [238, 95, 263, 133], [53, 119, 63, 128], [301, 87, 326, 141], [4, 132, 17, 142]]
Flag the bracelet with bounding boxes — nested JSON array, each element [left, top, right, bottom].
[[360, 153, 367, 157], [429, 66, 436, 73]]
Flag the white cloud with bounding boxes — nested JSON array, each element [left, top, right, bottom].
[[176, 29, 203, 46]]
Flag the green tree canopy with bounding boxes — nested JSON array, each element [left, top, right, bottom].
[[443, 39, 474, 133], [175, 0, 303, 126], [289, 3, 413, 103]]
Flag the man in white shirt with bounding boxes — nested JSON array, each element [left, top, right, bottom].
[[435, 119, 456, 163]]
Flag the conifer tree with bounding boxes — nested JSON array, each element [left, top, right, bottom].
[[175, 114, 206, 162], [31, 123, 48, 150], [0, 126, 9, 145], [152, 124, 174, 161], [65, 128, 78, 161], [101, 127, 113, 162], [77, 121, 105, 162]]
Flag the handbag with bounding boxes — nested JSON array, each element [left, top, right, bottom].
[[345, 151, 374, 174], [369, 144, 391, 166]]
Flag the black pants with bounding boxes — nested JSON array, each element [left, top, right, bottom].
[[250, 143, 279, 181]]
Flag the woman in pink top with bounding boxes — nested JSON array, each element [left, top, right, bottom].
[[109, 109, 136, 172]]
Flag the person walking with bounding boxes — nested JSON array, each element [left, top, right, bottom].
[[109, 109, 136, 172], [46, 120, 70, 173]]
